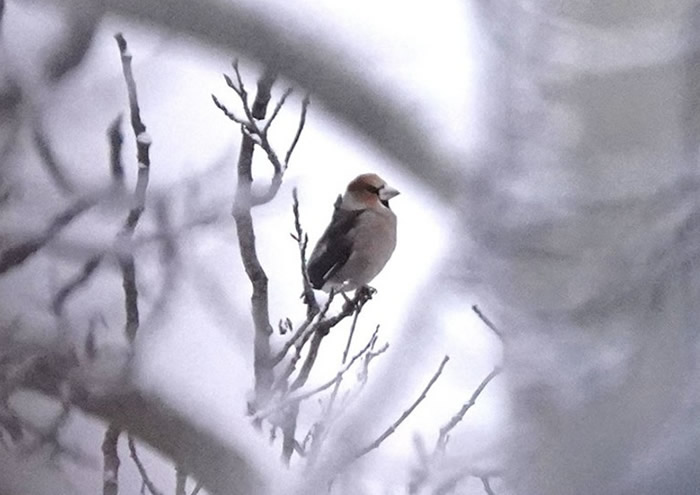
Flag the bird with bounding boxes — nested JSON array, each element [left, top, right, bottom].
[[307, 173, 399, 292]]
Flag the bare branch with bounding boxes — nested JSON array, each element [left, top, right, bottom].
[[260, 327, 383, 418], [356, 355, 450, 459], [51, 255, 103, 316], [436, 366, 501, 452], [273, 289, 372, 464], [43, 2, 103, 83], [0, 196, 95, 275], [102, 424, 121, 495], [271, 292, 335, 381], [230, 70, 277, 406], [114, 32, 151, 169], [32, 123, 76, 195], [128, 434, 165, 495], [119, 256, 139, 342], [140, 199, 180, 329], [471, 305, 504, 342], [290, 288, 374, 392], [252, 67, 277, 119], [108, 114, 125, 186], [114, 33, 151, 343], [481, 477, 496, 495], [215, 66, 308, 207]]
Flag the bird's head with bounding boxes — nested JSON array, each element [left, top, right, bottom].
[[341, 173, 400, 210]]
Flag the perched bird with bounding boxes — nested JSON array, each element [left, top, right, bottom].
[[307, 173, 399, 292]]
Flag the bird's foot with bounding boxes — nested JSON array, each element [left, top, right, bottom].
[[358, 285, 376, 298], [345, 286, 375, 311]]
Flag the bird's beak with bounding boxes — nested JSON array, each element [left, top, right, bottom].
[[379, 185, 400, 201]]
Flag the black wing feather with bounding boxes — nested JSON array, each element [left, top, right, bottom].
[[308, 203, 365, 289]]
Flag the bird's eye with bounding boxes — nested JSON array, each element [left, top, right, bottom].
[[365, 185, 381, 195]]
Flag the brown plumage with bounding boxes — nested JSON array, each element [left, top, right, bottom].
[[308, 173, 399, 292]]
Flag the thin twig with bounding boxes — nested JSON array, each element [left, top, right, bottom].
[[114, 33, 150, 169], [190, 481, 204, 495], [356, 355, 450, 459], [341, 308, 362, 365], [260, 327, 383, 418], [292, 188, 319, 318], [32, 123, 76, 195], [285, 94, 310, 166], [128, 435, 165, 495], [436, 366, 501, 452], [263, 87, 293, 133], [271, 292, 335, 385], [211, 95, 249, 128], [325, 310, 367, 417], [141, 199, 179, 330], [304, 325, 387, 465], [481, 477, 496, 495], [471, 305, 504, 342], [51, 255, 103, 316], [272, 310, 321, 369], [356, 327, 385, 388], [432, 466, 502, 495], [114, 33, 151, 343], [290, 288, 373, 392], [275, 289, 370, 463], [214, 67, 309, 207]]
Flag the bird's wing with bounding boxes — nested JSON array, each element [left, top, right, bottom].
[[307, 206, 365, 289]]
